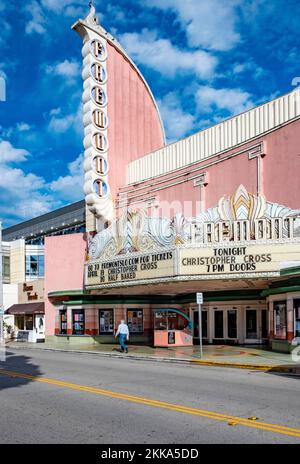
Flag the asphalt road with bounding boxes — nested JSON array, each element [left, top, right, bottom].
[[0, 348, 299, 444]]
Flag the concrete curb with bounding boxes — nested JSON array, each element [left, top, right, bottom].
[[5, 343, 300, 373]]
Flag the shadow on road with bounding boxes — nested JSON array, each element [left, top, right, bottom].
[[0, 350, 41, 391], [266, 364, 300, 380]]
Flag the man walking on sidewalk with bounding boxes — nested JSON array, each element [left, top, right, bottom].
[[115, 319, 129, 353]]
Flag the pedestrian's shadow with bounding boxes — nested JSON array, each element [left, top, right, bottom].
[[0, 350, 41, 391]]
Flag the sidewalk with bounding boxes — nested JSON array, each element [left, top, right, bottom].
[[5, 340, 300, 372]]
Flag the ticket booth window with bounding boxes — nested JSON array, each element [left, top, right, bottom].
[[154, 312, 168, 330], [127, 310, 143, 333], [72, 309, 85, 335], [99, 309, 114, 334], [154, 311, 188, 331], [274, 301, 287, 340]]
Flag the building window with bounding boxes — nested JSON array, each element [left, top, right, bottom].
[[15, 315, 25, 330], [273, 301, 287, 340], [25, 315, 33, 331], [99, 309, 114, 334], [25, 255, 44, 278], [60, 309, 67, 335], [127, 309, 143, 334], [72, 309, 85, 335], [2, 256, 10, 281]]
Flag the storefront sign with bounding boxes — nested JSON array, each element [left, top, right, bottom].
[[86, 251, 174, 285], [179, 243, 300, 275]]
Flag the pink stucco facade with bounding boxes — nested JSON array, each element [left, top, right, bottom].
[[44, 234, 86, 336], [117, 118, 300, 216]]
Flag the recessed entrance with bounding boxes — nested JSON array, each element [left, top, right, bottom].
[[227, 310, 237, 339], [214, 310, 224, 339], [193, 310, 207, 340]]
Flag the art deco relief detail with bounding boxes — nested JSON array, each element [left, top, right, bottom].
[[87, 185, 300, 261]]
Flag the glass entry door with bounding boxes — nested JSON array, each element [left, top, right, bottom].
[[193, 310, 207, 339], [214, 311, 224, 339], [246, 309, 257, 339], [35, 315, 45, 340], [227, 310, 237, 339]]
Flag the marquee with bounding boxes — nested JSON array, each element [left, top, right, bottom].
[[85, 185, 300, 289]]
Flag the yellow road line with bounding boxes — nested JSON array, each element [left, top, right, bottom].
[[190, 360, 273, 370], [1, 368, 300, 439]]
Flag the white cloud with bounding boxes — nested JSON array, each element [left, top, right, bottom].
[[196, 85, 254, 115], [25, 1, 46, 35], [0, 140, 84, 225], [146, 0, 241, 51], [0, 20, 11, 46], [0, 122, 34, 139], [120, 29, 217, 79], [158, 93, 195, 142], [48, 104, 82, 134], [0, 141, 29, 163], [45, 59, 80, 83], [41, 0, 77, 12], [40, 0, 89, 17], [48, 113, 75, 133], [16, 122, 32, 132], [50, 153, 84, 202], [0, 141, 54, 223], [232, 61, 266, 80]]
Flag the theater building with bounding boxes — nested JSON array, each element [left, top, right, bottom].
[[45, 5, 300, 353]]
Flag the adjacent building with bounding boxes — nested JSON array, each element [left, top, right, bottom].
[[1, 201, 86, 341]]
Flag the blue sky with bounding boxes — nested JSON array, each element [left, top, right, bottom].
[[0, 0, 299, 228]]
